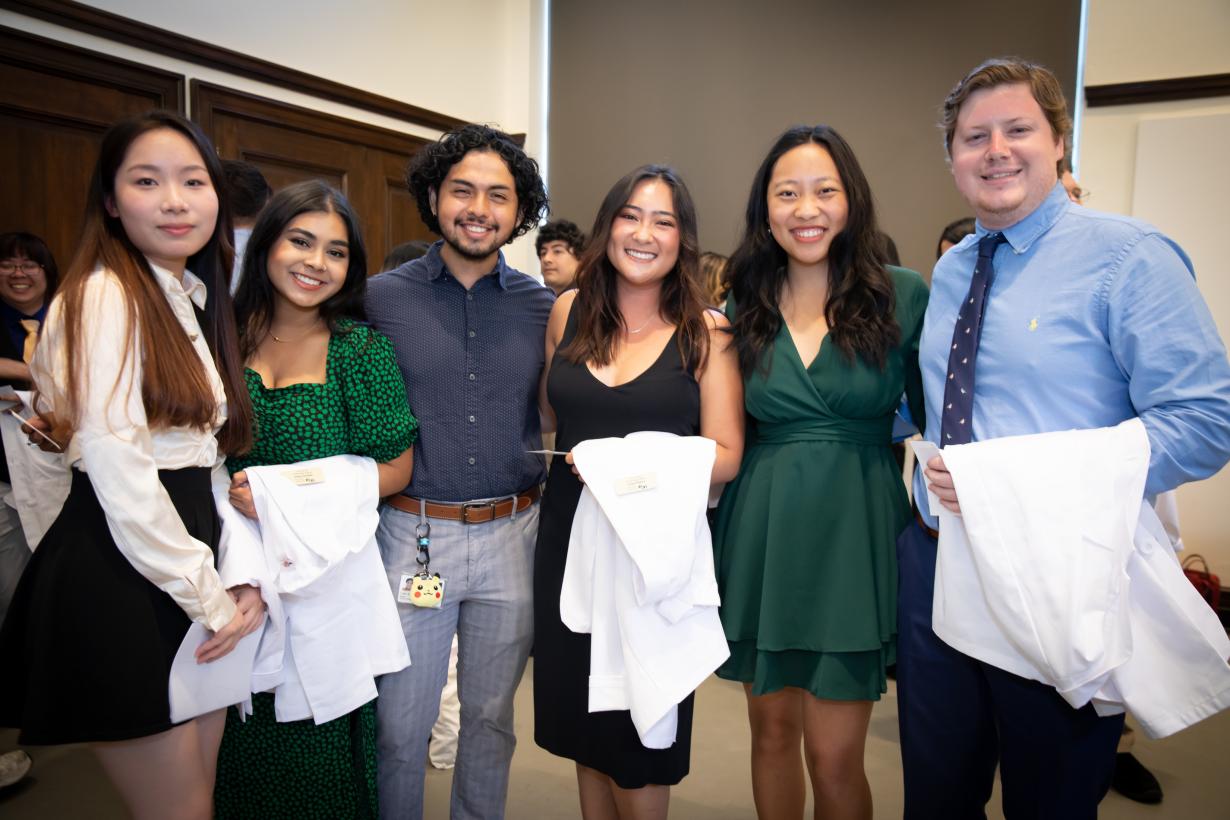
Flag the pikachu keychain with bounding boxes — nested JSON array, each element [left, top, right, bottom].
[[398, 520, 443, 608]]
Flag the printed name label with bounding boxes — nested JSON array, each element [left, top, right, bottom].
[[282, 466, 326, 486], [614, 472, 657, 495]]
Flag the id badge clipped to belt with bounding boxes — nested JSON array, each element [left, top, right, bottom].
[[397, 519, 444, 608]]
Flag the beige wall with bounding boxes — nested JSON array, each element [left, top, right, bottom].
[[1079, 0, 1230, 576], [547, 0, 1080, 276], [1, 1, 545, 272], [77, 0, 534, 134], [1084, 0, 1230, 84]]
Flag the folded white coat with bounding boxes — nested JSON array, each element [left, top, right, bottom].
[[213, 454, 410, 724], [562, 432, 729, 748], [0, 389, 70, 549], [933, 419, 1230, 738]]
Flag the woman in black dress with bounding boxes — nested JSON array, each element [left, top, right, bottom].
[[533, 165, 743, 819]]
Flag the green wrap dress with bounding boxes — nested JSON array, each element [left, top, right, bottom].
[[213, 321, 418, 819], [713, 267, 928, 700]]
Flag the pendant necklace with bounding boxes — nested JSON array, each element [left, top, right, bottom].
[[269, 320, 323, 344]]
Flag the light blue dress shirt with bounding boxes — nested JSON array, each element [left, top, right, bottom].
[[916, 183, 1230, 527]]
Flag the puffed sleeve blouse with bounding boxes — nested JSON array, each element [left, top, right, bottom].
[[30, 262, 238, 631]]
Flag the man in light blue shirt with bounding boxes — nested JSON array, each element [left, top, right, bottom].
[[898, 57, 1230, 820]]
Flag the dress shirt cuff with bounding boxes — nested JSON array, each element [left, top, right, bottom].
[[182, 565, 238, 632]]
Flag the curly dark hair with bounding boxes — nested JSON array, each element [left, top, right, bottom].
[[406, 124, 547, 241], [535, 219, 586, 256], [728, 125, 899, 376]]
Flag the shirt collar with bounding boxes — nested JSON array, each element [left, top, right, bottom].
[[422, 240, 511, 290], [148, 260, 209, 310], [978, 182, 1070, 254]]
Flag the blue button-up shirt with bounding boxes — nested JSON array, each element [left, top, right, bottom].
[[366, 241, 555, 502], [916, 183, 1230, 527]]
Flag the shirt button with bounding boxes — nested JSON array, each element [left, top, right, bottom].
[[466, 293, 474, 301], [469, 415, 476, 423], [468, 330, 476, 338], [469, 373, 476, 381], [468, 457, 476, 465]]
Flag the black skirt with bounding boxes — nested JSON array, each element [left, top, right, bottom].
[[0, 466, 220, 745]]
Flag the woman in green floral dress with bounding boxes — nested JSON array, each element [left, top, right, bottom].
[[213, 181, 417, 819]]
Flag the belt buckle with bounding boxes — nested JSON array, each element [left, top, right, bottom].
[[461, 499, 497, 525]]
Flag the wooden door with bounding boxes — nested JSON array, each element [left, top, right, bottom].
[[0, 25, 184, 269], [192, 82, 434, 274]]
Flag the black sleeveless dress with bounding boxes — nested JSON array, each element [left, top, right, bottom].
[[532, 304, 701, 789]]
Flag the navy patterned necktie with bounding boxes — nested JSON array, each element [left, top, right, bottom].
[[940, 232, 1007, 446]]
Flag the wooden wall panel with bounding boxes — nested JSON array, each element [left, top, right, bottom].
[[1, 30, 437, 279], [192, 82, 435, 274], [0, 25, 184, 268]]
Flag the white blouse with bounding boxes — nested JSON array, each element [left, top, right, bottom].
[[31, 263, 237, 631]]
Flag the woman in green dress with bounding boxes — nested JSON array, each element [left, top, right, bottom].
[[213, 181, 417, 819], [713, 126, 927, 820]]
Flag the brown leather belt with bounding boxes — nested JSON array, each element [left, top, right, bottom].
[[913, 503, 940, 540], [385, 486, 541, 525]]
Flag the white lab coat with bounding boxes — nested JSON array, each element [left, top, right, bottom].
[[215, 454, 411, 724], [561, 432, 730, 748], [933, 419, 1230, 738], [0, 389, 69, 549]]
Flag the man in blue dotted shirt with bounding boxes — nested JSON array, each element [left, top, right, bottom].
[[366, 124, 553, 820]]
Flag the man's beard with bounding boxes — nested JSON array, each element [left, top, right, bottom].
[[442, 220, 505, 261]]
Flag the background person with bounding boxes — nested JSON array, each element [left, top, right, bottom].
[[0, 232, 58, 388], [221, 159, 271, 294], [934, 216, 976, 261], [0, 232, 59, 618], [381, 239, 432, 273], [698, 250, 729, 307], [537, 218, 586, 295], [0, 231, 60, 793]]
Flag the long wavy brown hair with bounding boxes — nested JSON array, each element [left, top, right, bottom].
[[51, 111, 252, 454], [561, 165, 711, 374]]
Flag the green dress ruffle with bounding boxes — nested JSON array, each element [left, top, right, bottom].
[[713, 268, 927, 701], [213, 321, 417, 819]]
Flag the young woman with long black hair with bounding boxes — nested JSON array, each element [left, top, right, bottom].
[[0, 111, 261, 820], [213, 180, 416, 819], [713, 126, 928, 820]]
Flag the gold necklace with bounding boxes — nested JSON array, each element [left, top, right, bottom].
[[268, 320, 323, 344], [626, 314, 656, 334]]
